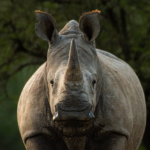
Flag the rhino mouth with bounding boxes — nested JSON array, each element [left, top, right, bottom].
[[53, 102, 95, 127], [58, 105, 89, 112]]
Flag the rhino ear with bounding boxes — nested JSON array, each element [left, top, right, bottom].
[[35, 10, 59, 44], [79, 10, 101, 42]]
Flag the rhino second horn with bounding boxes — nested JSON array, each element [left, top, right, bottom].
[[64, 39, 83, 82]]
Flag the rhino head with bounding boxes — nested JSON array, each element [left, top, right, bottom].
[[35, 10, 101, 129]]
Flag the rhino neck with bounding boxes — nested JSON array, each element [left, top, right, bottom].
[[63, 136, 87, 150]]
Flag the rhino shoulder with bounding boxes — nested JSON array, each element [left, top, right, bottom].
[[17, 63, 52, 144], [97, 48, 145, 112], [96, 48, 144, 96], [96, 49, 146, 146], [96, 49, 123, 61]]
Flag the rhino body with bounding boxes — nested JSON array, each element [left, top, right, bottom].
[[17, 10, 146, 150]]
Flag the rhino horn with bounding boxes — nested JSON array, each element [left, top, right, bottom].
[[64, 39, 83, 82]]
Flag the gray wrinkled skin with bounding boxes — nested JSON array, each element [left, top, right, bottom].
[[17, 10, 146, 150]]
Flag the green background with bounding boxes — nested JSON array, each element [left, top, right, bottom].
[[0, 0, 150, 149]]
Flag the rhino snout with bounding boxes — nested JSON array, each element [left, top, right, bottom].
[[53, 102, 95, 127]]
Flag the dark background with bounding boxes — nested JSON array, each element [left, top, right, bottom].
[[0, 0, 149, 149]]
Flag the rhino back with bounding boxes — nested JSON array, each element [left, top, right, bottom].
[[96, 49, 146, 150]]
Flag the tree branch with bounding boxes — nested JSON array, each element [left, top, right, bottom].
[[101, 1, 131, 61], [15, 39, 46, 59], [120, 8, 128, 39], [10, 62, 42, 76]]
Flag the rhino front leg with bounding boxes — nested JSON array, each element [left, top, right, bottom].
[[25, 135, 55, 150], [99, 134, 127, 150]]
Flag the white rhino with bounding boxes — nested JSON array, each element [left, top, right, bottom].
[[17, 10, 146, 150]]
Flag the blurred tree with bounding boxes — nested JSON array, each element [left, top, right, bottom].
[[0, 0, 150, 149]]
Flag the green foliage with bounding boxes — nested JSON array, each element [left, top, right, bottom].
[[0, 100, 25, 150], [0, 65, 39, 150], [139, 144, 146, 150], [0, 0, 150, 149]]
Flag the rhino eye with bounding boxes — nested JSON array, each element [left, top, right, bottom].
[[50, 79, 54, 86], [92, 79, 96, 87]]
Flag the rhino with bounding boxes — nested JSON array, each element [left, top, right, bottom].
[[17, 10, 146, 150]]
